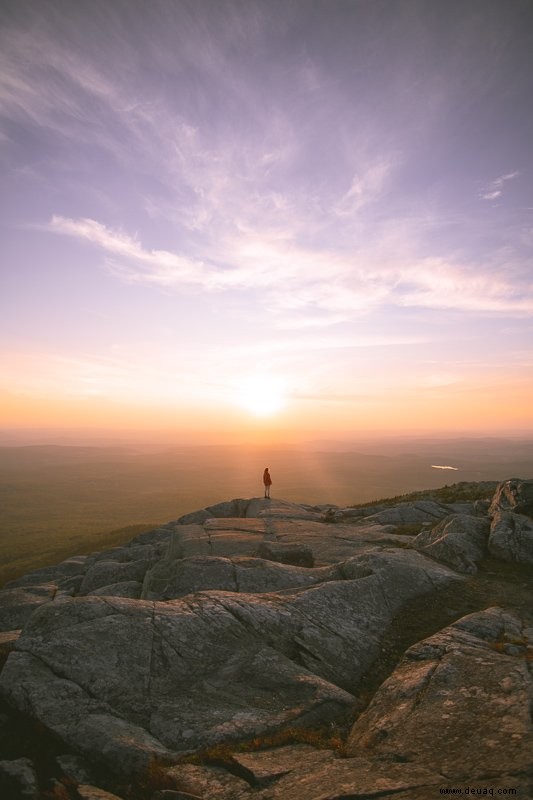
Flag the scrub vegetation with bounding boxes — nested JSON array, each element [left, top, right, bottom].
[[350, 480, 499, 509]]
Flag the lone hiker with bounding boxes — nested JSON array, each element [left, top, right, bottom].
[[263, 467, 272, 499]]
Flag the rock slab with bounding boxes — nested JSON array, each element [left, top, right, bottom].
[[0, 550, 459, 772]]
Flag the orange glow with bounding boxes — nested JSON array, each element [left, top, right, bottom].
[[2, 371, 532, 444]]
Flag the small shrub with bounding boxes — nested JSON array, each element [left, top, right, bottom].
[[187, 724, 349, 766], [487, 633, 527, 656]]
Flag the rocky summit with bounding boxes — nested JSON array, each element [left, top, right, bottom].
[[0, 479, 532, 799]]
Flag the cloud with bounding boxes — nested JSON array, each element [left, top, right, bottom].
[[480, 171, 519, 201], [333, 159, 395, 217], [0, 23, 122, 149], [50, 215, 208, 287], [48, 214, 533, 320], [7, 4, 529, 324], [226, 333, 429, 360], [48, 213, 338, 290], [394, 256, 533, 313]]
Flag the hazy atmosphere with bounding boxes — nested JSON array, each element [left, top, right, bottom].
[[1, 0, 533, 442], [1, 7, 533, 794]]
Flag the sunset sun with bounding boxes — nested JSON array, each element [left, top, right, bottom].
[[237, 375, 287, 418]]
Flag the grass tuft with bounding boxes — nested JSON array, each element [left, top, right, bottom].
[[186, 723, 350, 766]]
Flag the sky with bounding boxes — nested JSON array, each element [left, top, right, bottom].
[[1, 0, 533, 443]]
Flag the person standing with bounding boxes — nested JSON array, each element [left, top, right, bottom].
[[263, 467, 272, 499]]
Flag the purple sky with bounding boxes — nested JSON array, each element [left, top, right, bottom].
[[1, 0, 532, 438]]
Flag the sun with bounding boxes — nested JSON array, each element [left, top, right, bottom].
[[237, 375, 287, 418]]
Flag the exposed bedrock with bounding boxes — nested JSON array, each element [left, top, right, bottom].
[[0, 549, 459, 773], [347, 606, 533, 782], [414, 513, 490, 574], [0, 479, 532, 798]]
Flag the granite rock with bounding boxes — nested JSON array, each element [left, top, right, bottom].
[[414, 513, 490, 573], [489, 509, 533, 565]]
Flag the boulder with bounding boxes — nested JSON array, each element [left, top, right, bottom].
[[171, 516, 420, 566], [346, 607, 533, 781], [128, 525, 175, 546], [488, 510, 533, 565], [254, 542, 314, 567], [162, 763, 252, 799], [414, 513, 489, 573], [3, 555, 91, 589], [489, 478, 533, 518], [90, 581, 143, 598], [0, 629, 21, 664], [0, 646, 173, 777], [0, 757, 40, 799], [0, 583, 57, 632], [365, 500, 450, 526], [91, 542, 167, 565], [178, 519, 268, 560], [177, 499, 252, 524], [473, 498, 491, 514], [177, 498, 323, 525], [56, 753, 96, 784], [246, 753, 443, 800], [333, 504, 388, 519], [142, 556, 332, 600], [79, 559, 154, 595], [246, 498, 323, 520], [0, 550, 459, 772], [239, 749, 525, 799], [331, 521, 424, 549], [229, 745, 311, 786], [77, 785, 127, 800]]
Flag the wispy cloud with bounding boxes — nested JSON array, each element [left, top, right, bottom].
[[50, 215, 208, 287], [480, 171, 519, 201], [394, 256, 533, 313], [333, 159, 395, 217], [48, 214, 533, 319], [7, 2, 533, 350]]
